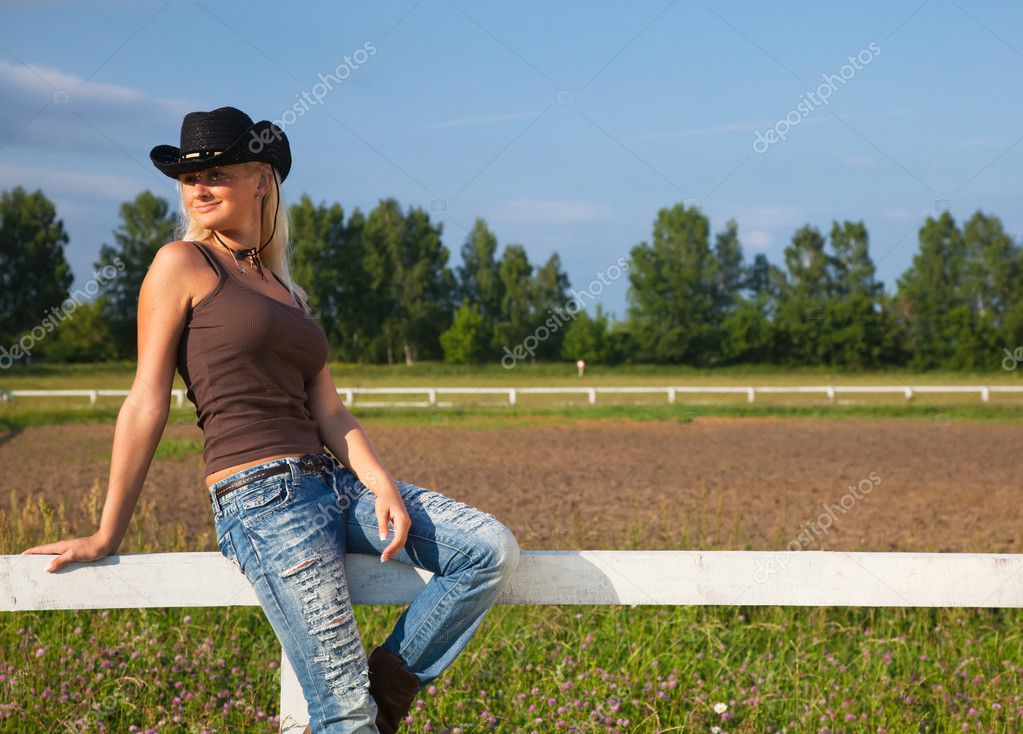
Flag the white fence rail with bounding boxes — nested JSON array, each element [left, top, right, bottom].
[[4, 550, 1023, 732], [5, 385, 1023, 408]]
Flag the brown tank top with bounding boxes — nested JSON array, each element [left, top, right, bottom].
[[176, 240, 329, 476]]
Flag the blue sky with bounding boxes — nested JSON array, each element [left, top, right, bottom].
[[3, 0, 1023, 322]]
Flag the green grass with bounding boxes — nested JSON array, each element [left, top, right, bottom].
[[4, 597, 1022, 732], [3, 401, 1023, 437]]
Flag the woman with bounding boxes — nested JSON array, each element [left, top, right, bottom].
[[21, 106, 521, 734]]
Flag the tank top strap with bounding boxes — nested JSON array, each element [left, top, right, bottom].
[[189, 240, 223, 278], [270, 270, 302, 307]]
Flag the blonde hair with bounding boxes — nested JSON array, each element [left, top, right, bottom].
[[174, 161, 311, 312]]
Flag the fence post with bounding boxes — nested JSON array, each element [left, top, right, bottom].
[[279, 651, 308, 733], [747, 388, 756, 403]]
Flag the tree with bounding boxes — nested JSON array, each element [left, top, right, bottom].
[[895, 212, 967, 368], [37, 296, 118, 362], [455, 218, 503, 344], [289, 195, 374, 362], [821, 221, 894, 368], [560, 304, 613, 363], [93, 191, 177, 359], [361, 198, 456, 364], [625, 202, 719, 365], [0, 186, 73, 363], [768, 225, 831, 365], [439, 299, 487, 364], [492, 244, 534, 358], [528, 252, 571, 361]]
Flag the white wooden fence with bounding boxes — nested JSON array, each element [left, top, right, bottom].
[[5, 384, 1023, 408], [4, 550, 1023, 732]]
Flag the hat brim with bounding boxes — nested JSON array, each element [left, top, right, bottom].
[[149, 120, 291, 182]]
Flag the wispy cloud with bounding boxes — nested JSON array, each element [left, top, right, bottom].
[[492, 198, 612, 224], [882, 207, 915, 221], [0, 59, 199, 155], [428, 110, 541, 130], [0, 163, 140, 202], [732, 207, 807, 251], [626, 116, 834, 143], [744, 229, 773, 249], [627, 109, 910, 144]]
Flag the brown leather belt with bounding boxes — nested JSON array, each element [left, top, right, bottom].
[[213, 452, 337, 500]]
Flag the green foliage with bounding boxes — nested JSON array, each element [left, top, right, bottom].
[[36, 296, 118, 363], [289, 195, 372, 361], [0, 186, 73, 363], [93, 191, 177, 360], [10, 178, 1023, 370], [560, 303, 616, 363], [626, 203, 721, 365], [440, 299, 487, 364], [362, 198, 456, 364], [896, 210, 1019, 370]]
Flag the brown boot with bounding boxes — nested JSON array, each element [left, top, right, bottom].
[[367, 646, 420, 734]]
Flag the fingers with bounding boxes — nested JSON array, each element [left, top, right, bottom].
[[47, 550, 72, 573], [378, 510, 410, 563], [21, 543, 58, 554]]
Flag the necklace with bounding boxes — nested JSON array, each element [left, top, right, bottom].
[[207, 171, 281, 282], [213, 231, 270, 280]]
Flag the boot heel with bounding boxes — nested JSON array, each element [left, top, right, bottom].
[[367, 646, 420, 734]]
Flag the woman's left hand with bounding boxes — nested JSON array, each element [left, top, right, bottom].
[[375, 486, 411, 562]]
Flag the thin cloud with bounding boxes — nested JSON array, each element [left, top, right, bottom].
[[882, 207, 915, 221], [0, 163, 141, 202], [627, 116, 834, 143], [0, 59, 200, 154], [744, 229, 773, 249]]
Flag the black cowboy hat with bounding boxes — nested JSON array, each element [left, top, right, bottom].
[[149, 106, 291, 182]]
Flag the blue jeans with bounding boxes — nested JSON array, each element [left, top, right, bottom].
[[207, 451, 521, 733]]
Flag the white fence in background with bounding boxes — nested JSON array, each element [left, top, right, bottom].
[[5, 550, 1023, 732], [3, 384, 1023, 408]]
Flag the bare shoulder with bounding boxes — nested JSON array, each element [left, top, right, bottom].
[[148, 240, 211, 308], [153, 239, 201, 266]]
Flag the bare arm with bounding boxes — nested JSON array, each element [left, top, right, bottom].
[[23, 242, 196, 569], [305, 362, 411, 562]]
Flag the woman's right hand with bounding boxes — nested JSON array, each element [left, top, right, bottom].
[[21, 533, 114, 573]]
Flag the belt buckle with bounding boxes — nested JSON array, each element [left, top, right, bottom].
[[299, 453, 332, 483]]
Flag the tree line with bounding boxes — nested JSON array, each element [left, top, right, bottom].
[[1, 184, 1021, 370]]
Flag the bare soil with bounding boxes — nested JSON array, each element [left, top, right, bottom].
[[3, 416, 1020, 552]]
